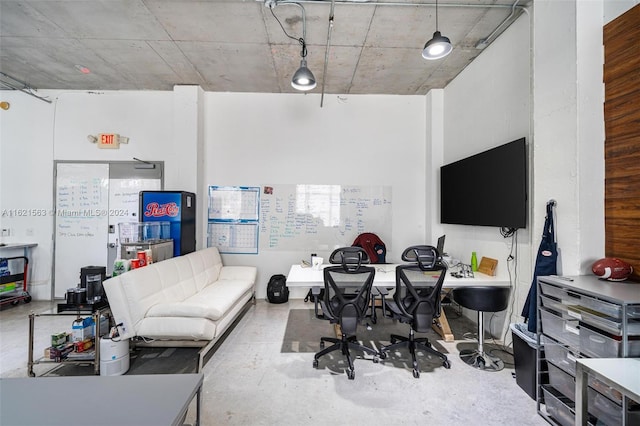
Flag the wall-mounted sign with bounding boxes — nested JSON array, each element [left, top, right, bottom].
[[98, 133, 120, 149]]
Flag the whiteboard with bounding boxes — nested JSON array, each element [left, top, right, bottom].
[[54, 163, 109, 297], [259, 184, 392, 251], [208, 186, 259, 221], [207, 222, 259, 254], [207, 186, 260, 254]]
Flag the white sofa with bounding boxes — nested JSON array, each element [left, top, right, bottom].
[[103, 247, 256, 369]]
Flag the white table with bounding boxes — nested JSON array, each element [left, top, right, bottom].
[[0, 373, 203, 425], [575, 358, 640, 426], [287, 264, 510, 341]]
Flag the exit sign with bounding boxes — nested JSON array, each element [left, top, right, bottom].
[[98, 133, 120, 149]]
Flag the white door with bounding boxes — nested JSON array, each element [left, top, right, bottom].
[[53, 161, 163, 298]]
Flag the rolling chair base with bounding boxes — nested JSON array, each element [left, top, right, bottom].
[[381, 332, 451, 378], [459, 349, 504, 372], [313, 335, 380, 380]]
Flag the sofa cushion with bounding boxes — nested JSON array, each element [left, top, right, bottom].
[[145, 279, 254, 321], [188, 247, 223, 292], [136, 317, 217, 341]]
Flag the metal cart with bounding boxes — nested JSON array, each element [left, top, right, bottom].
[[0, 256, 32, 306]]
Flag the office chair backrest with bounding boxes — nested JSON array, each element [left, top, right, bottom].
[[323, 247, 375, 336], [328, 246, 371, 272], [395, 245, 447, 333]]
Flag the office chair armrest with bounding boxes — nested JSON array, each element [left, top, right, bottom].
[[315, 299, 335, 321], [383, 299, 404, 319]]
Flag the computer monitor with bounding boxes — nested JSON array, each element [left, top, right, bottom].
[[436, 235, 446, 255]]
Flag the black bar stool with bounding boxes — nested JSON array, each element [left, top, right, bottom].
[[452, 286, 511, 372]]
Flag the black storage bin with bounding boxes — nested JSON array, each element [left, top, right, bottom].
[[511, 323, 545, 400]]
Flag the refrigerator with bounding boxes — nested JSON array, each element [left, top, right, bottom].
[[139, 191, 196, 257]]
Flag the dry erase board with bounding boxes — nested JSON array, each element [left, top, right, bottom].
[[259, 184, 392, 251], [54, 163, 110, 296]]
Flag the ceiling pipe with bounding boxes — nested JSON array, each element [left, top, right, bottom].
[[268, 0, 529, 104], [476, 0, 522, 49], [0, 71, 52, 104], [320, 0, 337, 108], [274, 0, 528, 12]]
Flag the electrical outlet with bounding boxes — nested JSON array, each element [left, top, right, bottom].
[[1, 228, 10, 237]]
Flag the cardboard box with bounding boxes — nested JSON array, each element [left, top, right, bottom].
[[48, 342, 74, 360], [74, 338, 93, 352], [51, 332, 69, 347], [72, 317, 95, 342]]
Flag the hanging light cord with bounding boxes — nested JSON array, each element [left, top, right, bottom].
[[270, 4, 307, 57], [435, 0, 439, 30]]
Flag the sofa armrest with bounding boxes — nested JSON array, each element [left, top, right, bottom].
[[219, 266, 257, 283], [103, 275, 136, 340]]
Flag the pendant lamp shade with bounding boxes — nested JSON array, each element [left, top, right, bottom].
[[291, 58, 317, 91], [422, 31, 452, 60]]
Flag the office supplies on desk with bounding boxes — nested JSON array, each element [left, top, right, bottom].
[[311, 256, 323, 270], [478, 257, 498, 276]]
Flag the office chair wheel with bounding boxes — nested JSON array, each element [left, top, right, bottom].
[[443, 359, 451, 369], [372, 356, 380, 364], [378, 351, 387, 360], [347, 369, 355, 380], [413, 369, 420, 379], [313, 359, 319, 369]]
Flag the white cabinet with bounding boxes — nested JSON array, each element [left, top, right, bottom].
[[536, 275, 640, 425]]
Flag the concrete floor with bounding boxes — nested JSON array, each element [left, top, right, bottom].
[[1, 299, 547, 426]]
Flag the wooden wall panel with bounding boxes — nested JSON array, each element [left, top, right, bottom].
[[603, 4, 640, 281]]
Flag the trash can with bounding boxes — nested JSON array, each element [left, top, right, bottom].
[[510, 323, 542, 400]]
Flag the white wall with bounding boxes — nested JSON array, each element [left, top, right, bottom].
[[604, 0, 639, 23], [0, 89, 192, 299], [1, 0, 630, 315], [532, 0, 605, 278], [203, 93, 427, 298], [0, 92, 56, 299], [440, 14, 532, 338], [1, 90, 426, 300]]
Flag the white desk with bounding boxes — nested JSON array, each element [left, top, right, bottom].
[[575, 358, 640, 426], [0, 373, 203, 426], [0, 242, 38, 258], [286, 264, 510, 341]]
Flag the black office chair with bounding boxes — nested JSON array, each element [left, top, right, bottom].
[[313, 247, 380, 380], [451, 286, 511, 371], [380, 245, 451, 378]]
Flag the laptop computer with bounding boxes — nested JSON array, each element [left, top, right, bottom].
[[436, 234, 446, 255]]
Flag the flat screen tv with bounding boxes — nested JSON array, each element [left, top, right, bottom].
[[440, 138, 527, 229]]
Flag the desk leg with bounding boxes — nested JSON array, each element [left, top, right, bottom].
[[575, 362, 588, 426], [433, 310, 454, 342], [334, 324, 343, 339], [195, 383, 202, 426], [432, 292, 455, 342], [28, 313, 35, 377]]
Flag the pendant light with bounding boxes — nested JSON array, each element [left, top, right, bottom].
[[422, 0, 452, 60], [269, 2, 316, 92], [291, 40, 316, 91]]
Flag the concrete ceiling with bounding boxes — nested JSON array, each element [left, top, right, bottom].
[[0, 0, 529, 97]]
